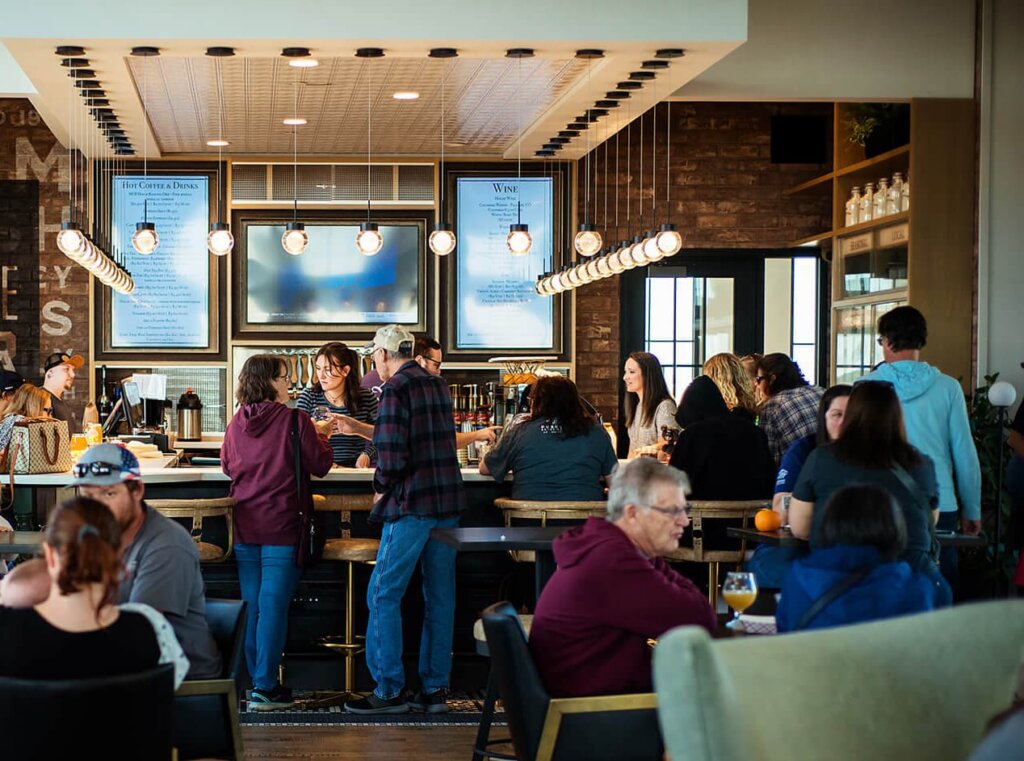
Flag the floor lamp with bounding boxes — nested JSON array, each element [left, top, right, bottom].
[[988, 380, 1017, 596]]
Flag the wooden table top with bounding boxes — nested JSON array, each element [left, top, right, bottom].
[[727, 526, 987, 549]]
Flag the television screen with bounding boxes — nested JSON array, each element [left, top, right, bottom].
[[245, 223, 421, 325]]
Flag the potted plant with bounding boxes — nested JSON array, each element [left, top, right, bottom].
[[845, 103, 910, 158]]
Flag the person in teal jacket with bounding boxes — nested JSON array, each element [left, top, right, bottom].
[[860, 306, 981, 584]]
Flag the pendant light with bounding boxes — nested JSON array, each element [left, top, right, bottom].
[[281, 72, 308, 256], [207, 48, 234, 256], [355, 48, 384, 257], [655, 97, 683, 256], [57, 58, 86, 257], [429, 49, 458, 256], [131, 47, 159, 255], [643, 100, 665, 262], [506, 49, 533, 256], [574, 50, 603, 257]]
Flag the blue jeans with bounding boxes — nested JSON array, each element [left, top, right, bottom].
[[235, 543, 303, 691], [365, 515, 459, 700]]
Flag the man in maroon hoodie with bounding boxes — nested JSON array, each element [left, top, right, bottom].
[[529, 457, 715, 697]]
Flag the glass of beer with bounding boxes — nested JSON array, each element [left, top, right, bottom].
[[722, 571, 758, 625]]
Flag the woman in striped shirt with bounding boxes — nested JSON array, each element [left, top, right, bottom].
[[296, 342, 378, 467]]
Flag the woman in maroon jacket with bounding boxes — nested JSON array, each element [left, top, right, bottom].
[[222, 354, 333, 711]]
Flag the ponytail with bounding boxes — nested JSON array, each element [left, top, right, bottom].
[[46, 497, 123, 619]]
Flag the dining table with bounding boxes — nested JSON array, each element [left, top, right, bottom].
[[0, 531, 44, 555], [726, 526, 988, 549]]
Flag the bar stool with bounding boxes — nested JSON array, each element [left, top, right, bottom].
[[495, 498, 605, 562], [313, 493, 379, 697], [148, 498, 235, 562], [470, 611, 533, 761], [664, 499, 769, 609]]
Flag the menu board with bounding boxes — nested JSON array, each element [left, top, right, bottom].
[[110, 176, 210, 348], [455, 177, 554, 350]]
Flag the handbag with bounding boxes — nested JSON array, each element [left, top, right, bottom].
[[11, 419, 71, 474], [292, 409, 321, 569], [0, 439, 18, 513]]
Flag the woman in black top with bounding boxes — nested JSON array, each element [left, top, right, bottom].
[[0, 497, 178, 682]]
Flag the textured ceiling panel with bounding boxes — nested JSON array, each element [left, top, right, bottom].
[[127, 55, 589, 157]]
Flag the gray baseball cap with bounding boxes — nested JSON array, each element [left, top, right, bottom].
[[70, 443, 142, 487]]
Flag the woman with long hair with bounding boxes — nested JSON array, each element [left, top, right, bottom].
[[481, 375, 617, 501], [0, 383, 53, 451], [0, 497, 187, 685], [755, 353, 823, 465], [789, 381, 950, 604], [296, 342, 378, 467], [703, 353, 760, 421], [222, 354, 334, 710], [622, 352, 678, 456]]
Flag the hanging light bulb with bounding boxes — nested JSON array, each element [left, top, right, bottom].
[[356, 222, 383, 257], [507, 224, 532, 257], [131, 222, 159, 255], [281, 222, 308, 256], [506, 49, 533, 256], [643, 229, 663, 261], [131, 48, 160, 255], [596, 255, 612, 278], [428, 225, 457, 257], [629, 234, 647, 266], [430, 50, 458, 256], [574, 224, 602, 257], [207, 222, 234, 256], [57, 222, 86, 257], [585, 258, 602, 281], [656, 223, 683, 256]]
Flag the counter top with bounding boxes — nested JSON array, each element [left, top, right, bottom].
[[1, 462, 498, 486]]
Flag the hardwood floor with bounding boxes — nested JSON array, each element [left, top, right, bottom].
[[242, 724, 507, 760]]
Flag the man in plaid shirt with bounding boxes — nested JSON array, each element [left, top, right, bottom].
[[346, 325, 465, 715], [755, 354, 824, 466]]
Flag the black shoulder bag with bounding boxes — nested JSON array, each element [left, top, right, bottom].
[[292, 409, 320, 569], [795, 567, 871, 631]]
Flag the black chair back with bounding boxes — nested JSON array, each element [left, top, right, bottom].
[[0, 663, 174, 760], [205, 597, 246, 680], [481, 601, 552, 761]]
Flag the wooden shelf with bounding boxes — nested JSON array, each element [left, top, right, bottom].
[[836, 145, 910, 178], [835, 211, 909, 238], [787, 231, 834, 248], [783, 171, 834, 197]]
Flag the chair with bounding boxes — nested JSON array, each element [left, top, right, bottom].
[[496, 498, 605, 562], [313, 493, 379, 696], [149, 497, 236, 562], [174, 599, 247, 761], [653, 600, 1024, 761], [0, 663, 175, 760], [471, 611, 535, 761], [664, 499, 769, 609], [481, 601, 662, 761]]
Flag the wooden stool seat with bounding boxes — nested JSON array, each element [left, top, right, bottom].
[[148, 498, 235, 563], [322, 537, 380, 563], [312, 494, 375, 512], [496, 498, 605, 563]]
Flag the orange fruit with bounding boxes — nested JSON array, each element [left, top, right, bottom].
[[754, 509, 782, 532]]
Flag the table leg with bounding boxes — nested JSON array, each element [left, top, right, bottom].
[[535, 550, 556, 598]]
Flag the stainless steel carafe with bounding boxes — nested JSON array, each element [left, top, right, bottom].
[[176, 388, 203, 441]]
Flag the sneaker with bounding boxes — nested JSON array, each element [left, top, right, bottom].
[[345, 692, 410, 714], [249, 685, 294, 712], [408, 688, 450, 714]]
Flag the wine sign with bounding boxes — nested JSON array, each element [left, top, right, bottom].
[[110, 176, 210, 348], [454, 177, 554, 350]]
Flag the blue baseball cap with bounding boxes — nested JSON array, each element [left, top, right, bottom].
[[70, 443, 141, 487]]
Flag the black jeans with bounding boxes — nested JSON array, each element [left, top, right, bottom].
[[937, 511, 959, 587]]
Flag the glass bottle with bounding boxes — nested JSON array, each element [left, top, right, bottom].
[[859, 182, 874, 223], [887, 173, 904, 215], [874, 178, 889, 218], [96, 364, 113, 424], [845, 187, 861, 227], [900, 172, 910, 212]]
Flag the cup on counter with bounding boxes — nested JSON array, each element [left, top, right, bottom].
[[70, 433, 89, 460]]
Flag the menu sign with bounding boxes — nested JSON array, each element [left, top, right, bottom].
[[455, 177, 554, 350], [110, 176, 210, 348]]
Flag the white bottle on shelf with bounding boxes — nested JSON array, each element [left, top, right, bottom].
[[845, 187, 861, 227], [859, 182, 874, 223], [874, 178, 889, 218], [887, 173, 904, 215], [900, 173, 910, 212]]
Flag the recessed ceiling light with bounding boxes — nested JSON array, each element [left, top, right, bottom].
[[392, 91, 419, 100], [289, 58, 319, 68], [282, 117, 307, 126], [206, 139, 230, 147]]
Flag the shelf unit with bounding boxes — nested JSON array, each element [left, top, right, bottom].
[[785, 100, 975, 387]]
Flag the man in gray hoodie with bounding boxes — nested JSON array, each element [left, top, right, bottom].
[[861, 306, 981, 583]]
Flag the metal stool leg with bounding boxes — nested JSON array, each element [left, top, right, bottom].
[[708, 562, 720, 611], [345, 560, 355, 693]]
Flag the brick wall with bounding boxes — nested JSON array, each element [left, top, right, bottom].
[[0, 99, 90, 418], [575, 102, 832, 427]]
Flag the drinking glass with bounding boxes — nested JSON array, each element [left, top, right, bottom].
[[722, 571, 758, 624], [70, 433, 89, 460], [312, 405, 331, 422]]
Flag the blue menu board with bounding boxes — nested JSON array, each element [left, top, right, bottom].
[[110, 176, 210, 348], [455, 177, 554, 350]]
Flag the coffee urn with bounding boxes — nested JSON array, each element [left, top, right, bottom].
[[176, 388, 203, 441]]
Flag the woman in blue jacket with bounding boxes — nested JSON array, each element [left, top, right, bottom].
[[776, 484, 939, 633]]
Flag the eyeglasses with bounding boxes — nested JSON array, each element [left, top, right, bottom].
[[73, 461, 116, 478], [642, 503, 690, 519], [420, 356, 442, 370], [275, 374, 290, 381], [755, 376, 767, 384]]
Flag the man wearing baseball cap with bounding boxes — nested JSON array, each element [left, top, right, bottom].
[[41, 351, 84, 434], [345, 325, 465, 714], [0, 369, 25, 409], [1, 443, 221, 678]]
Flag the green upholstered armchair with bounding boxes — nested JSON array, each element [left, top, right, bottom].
[[653, 601, 1024, 761]]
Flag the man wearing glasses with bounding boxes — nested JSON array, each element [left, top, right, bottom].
[[1, 443, 222, 679], [528, 457, 716, 698]]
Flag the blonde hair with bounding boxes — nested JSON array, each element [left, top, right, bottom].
[[1, 383, 50, 419], [703, 354, 759, 416]]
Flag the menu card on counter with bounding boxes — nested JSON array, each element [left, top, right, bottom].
[[110, 176, 210, 348], [455, 177, 554, 350]]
